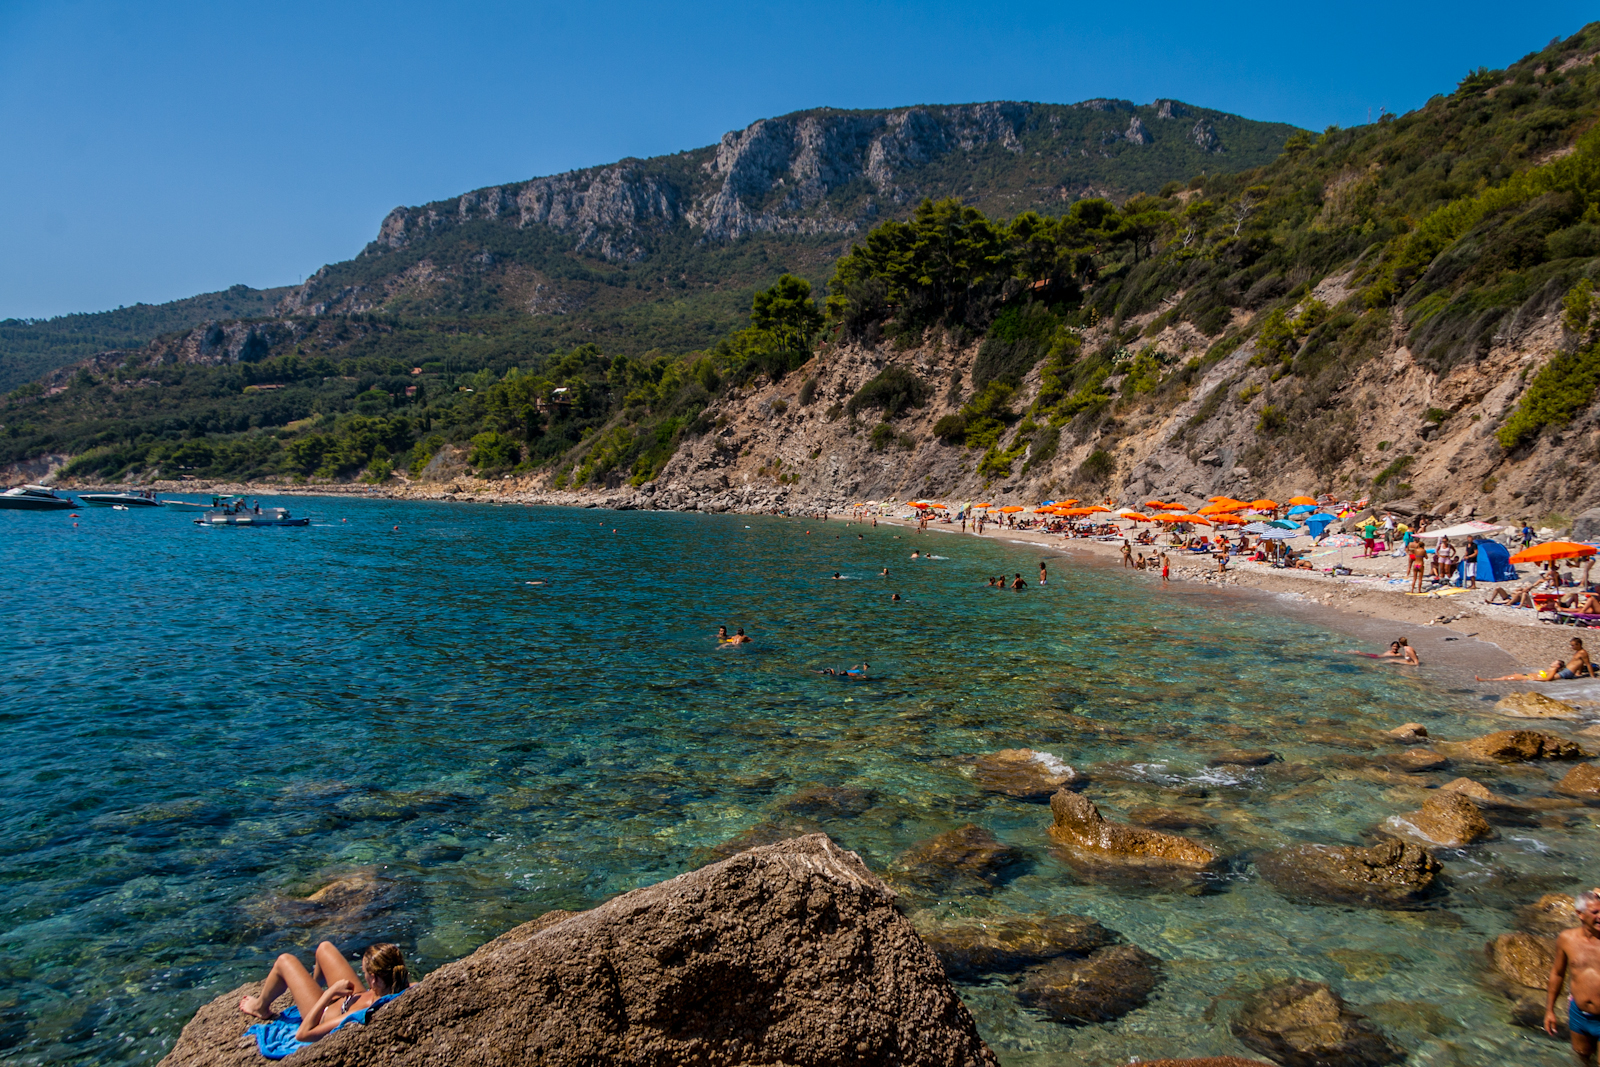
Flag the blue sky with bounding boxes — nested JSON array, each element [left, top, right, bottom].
[[1, 1, 1594, 319]]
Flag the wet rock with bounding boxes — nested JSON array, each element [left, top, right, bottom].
[[1383, 791, 1495, 847], [918, 915, 1115, 978], [1209, 750, 1277, 767], [1016, 944, 1163, 1025], [1557, 762, 1600, 798], [242, 868, 407, 934], [1495, 691, 1583, 720], [1230, 980, 1405, 1067], [1047, 790, 1219, 869], [970, 749, 1079, 799], [162, 834, 999, 1067], [1386, 723, 1428, 742], [893, 824, 1025, 891], [1127, 806, 1218, 832], [770, 783, 878, 818], [1440, 777, 1581, 812], [1453, 730, 1587, 763], [1490, 931, 1556, 989], [1391, 748, 1448, 773], [1256, 839, 1441, 907], [1519, 893, 1578, 935], [1441, 777, 1496, 802]]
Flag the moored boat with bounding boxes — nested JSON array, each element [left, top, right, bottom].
[[193, 507, 308, 527], [79, 490, 163, 507], [0, 485, 77, 511]]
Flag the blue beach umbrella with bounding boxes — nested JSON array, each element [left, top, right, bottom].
[[1287, 504, 1318, 516], [1267, 520, 1300, 530], [1304, 513, 1338, 537]]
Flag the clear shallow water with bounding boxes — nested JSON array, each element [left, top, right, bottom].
[[0, 498, 1591, 1065]]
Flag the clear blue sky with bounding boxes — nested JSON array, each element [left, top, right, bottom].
[[1, 1, 1594, 320]]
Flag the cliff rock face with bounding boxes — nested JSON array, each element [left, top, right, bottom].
[[157, 834, 998, 1067]]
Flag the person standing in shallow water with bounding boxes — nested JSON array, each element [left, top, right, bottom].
[[1039, 561, 1047, 585], [1547, 890, 1600, 1064]]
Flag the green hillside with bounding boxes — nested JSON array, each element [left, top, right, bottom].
[[0, 284, 292, 393], [18, 24, 1600, 493]]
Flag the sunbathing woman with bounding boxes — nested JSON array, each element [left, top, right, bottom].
[[1486, 585, 1539, 608], [1477, 660, 1572, 682], [239, 942, 410, 1044]]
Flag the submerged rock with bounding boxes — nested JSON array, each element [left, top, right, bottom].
[[918, 915, 1116, 978], [1519, 893, 1578, 935], [971, 749, 1079, 799], [1383, 791, 1495, 847], [1208, 750, 1277, 767], [1557, 762, 1600, 798], [893, 824, 1026, 891], [1495, 691, 1583, 720], [1256, 839, 1441, 907], [241, 868, 408, 935], [1127, 805, 1218, 831], [700, 816, 825, 863], [1452, 730, 1587, 763], [161, 834, 999, 1067], [1046, 790, 1218, 869], [770, 783, 878, 818], [1490, 931, 1556, 989], [1390, 748, 1448, 773], [1230, 980, 1405, 1067], [1386, 723, 1429, 742], [1016, 944, 1163, 1025]]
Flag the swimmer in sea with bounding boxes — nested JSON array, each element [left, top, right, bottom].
[[833, 571, 843, 579], [911, 550, 921, 558], [844, 662, 868, 678], [1039, 561, 1047, 585], [1012, 573, 1026, 590], [716, 626, 729, 643], [881, 568, 889, 578], [725, 628, 752, 645], [890, 593, 901, 601], [1478, 659, 1571, 682]]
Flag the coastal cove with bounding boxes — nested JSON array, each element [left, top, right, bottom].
[[2, 498, 1594, 1065]]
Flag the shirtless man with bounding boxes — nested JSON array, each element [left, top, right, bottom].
[[725, 628, 752, 645], [1572, 638, 1596, 679], [1039, 561, 1048, 585], [1547, 889, 1600, 1063], [1011, 573, 1026, 590]]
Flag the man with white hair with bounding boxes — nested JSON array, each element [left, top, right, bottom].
[[1547, 889, 1600, 1063]]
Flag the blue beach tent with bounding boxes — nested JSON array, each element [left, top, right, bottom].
[[1304, 513, 1338, 538], [1457, 541, 1517, 584]]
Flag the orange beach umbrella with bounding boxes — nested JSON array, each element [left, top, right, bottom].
[[1288, 496, 1317, 506], [1144, 500, 1177, 509], [1155, 514, 1213, 526], [974, 502, 993, 508], [1250, 499, 1279, 510], [1510, 541, 1598, 564], [998, 505, 1025, 513], [1118, 511, 1152, 521]]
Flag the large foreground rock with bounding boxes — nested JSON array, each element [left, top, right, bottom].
[[159, 834, 998, 1067], [1231, 980, 1405, 1067], [971, 749, 1079, 799], [1256, 839, 1441, 907], [1047, 789, 1218, 869]]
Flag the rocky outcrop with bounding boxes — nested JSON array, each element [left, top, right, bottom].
[[1451, 729, 1588, 762], [1557, 761, 1600, 797], [1256, 839, 1441, 907], [1382, 791, 1495, 847], [917, 915, 1116, 978], [1016, 944, 1164, 1025], [1046, 789, 1218, 869], [1495, 691, 1583, 720], [1230, 981, 1405, 1067], [970, 748, 1078, 799], [159, 834, 998, 1067]]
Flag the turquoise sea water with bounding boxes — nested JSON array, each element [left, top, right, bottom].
[[0, 497, 1592, 1065]]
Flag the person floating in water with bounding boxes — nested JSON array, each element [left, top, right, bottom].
[[890, 593, 901, 601], [910, 551, 921, 559], [1546, 889, 1600, 1064], [1349, 639, 1420, 665], [880, 568, 889, 578], [238, 942, 410, 1046], [833, 571, 843, 579], [814, 662, 867, 677], [716, 626, 729, 643], [725, 628, 752, 645]]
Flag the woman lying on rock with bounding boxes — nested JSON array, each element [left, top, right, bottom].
[[238, 941, 410, 1057]]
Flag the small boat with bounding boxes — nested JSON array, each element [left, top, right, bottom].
[[79, 491, 163, 508], [0, 485, 77, 511], [193, 507, 309, 527]]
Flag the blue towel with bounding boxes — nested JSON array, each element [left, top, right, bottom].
[[246, 992, 403, 1059]]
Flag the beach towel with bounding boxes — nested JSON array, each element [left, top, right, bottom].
[[247, 993, 403, 1059]]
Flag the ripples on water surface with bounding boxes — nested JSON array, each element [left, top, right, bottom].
[[1, 499, 1592, 1065]]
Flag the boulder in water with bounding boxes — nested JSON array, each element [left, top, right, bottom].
[[1230, 980, 1405, 1067], [1208, 750, 1277, 767], [1382, 791, 1495, 847], [971, 749, 1079, 799], [159, 834, 999, 1067], [1557, 762, 1600, 798], [1495, 691, 1583, 720], [1015, 943, 1163, 1025], [770, 783, 878, 818], [1390, 748, 1448, 773], [1519, 893, 1578, 935], [917, 914, 1116, 978], [1452, 730, 1587, 763], [1489, 931, 1556, 989], [893, 824, 1026, 892], [1386, 723, 1428, 742], [1256, 839, 1441, 907], [1046, 789, 1218, 869]]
